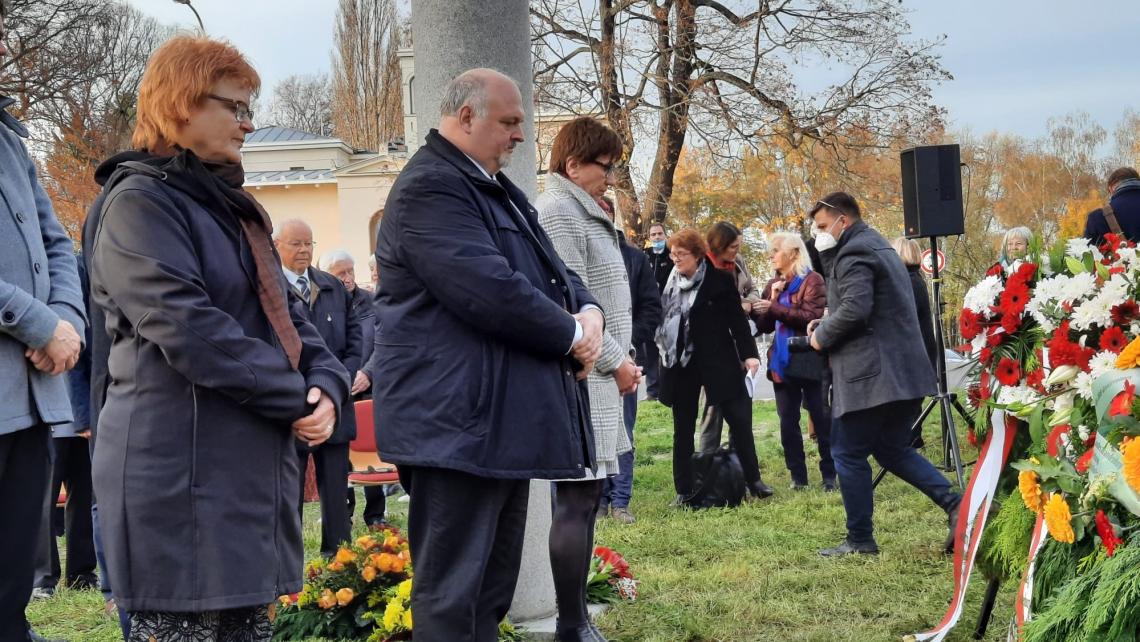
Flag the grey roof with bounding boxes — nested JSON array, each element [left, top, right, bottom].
[[244, 169, 335, 185], [245, 126, 335, 144]]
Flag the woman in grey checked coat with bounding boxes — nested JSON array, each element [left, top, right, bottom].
[[536, 117, 637, 642]]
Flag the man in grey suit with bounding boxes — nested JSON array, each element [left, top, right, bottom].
[[807, 191, 959, 557], [0, 5, 87, 638]]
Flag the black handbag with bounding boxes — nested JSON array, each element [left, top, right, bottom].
[[684, 445, 746, 509], [782, 347, 825, 382]]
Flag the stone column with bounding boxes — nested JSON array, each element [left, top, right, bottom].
[[411, 0, 555, 622]]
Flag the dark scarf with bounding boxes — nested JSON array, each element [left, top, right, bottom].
[[164, 151, 303, 370], [656, 260, 708, 368]]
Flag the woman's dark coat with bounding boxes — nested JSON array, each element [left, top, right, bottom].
[[659, 260, 760, 406], [86, 152, 349, 612], [373, 130, 600, 480], [906, 264, 939, 374], [754, 270, 827, 366]]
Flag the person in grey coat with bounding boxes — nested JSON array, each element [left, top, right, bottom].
[[87, 36, 348, 639], [536, 117, 637, 641], [807, 192, 960, 557], [0, 10, 87, 639]]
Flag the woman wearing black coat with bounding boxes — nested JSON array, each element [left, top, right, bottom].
[[656, 229, 773, 503], [88, 36, 348, 639], [891, 237, 938, 376]]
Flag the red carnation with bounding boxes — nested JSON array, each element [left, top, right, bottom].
[[1100, 326, 1128, 354], [1095, 509, 1123, 557], [1111, 300, 1139, 326], [994, 357, 1022, 386], [959, 309, 982, 341], [999, 280, 1030, 315], [979, 347, 993, 366], [1009, 262, 1037, 285], [986, 263, 1003, 278], [1046, 424, 1069, 458], [1076, 447, 1094, 474], [966, 429, 978, 447], [1109, 380, 1136, 417], [1026, 368, 1045, 392]]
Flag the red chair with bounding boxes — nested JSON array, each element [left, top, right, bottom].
[[348, 399, 400, 487]]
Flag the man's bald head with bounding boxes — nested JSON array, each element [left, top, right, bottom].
[[274, 218, 315, 274], [438, 68, 525, 176]]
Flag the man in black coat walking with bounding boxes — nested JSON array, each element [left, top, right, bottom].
[[808, 192, 960, 557], [276, 219, 363, 557], [1084, 166, 1140, 246], [373, 68, 603, 642]]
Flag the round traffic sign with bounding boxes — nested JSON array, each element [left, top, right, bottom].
[[920, 248, 946, 275]]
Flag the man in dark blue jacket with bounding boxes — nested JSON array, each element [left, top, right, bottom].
[[276, 219, 363, 558], [1084, 167, 1140, 246], [373, 68, 603, 642], [601, 227, 663, 523], [641, 222, 672, 400]]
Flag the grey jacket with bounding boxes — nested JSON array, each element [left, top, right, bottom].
[[0, 96, 86, 435], [812, 220, 935, 417]]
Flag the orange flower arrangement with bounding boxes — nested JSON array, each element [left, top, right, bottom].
[[335, 587, 355, 607], [335, 547, 357, 564], [1043, 493, 1075, 544], [1115, 336, 1140, 368], [1018, 469, 1045, 513], [317, 588, 337, 610]]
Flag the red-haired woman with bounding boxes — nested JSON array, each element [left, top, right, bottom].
[[656, 229, 773, 504], [86, 36, 348, 640]]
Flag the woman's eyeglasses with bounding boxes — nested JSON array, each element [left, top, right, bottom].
[[208, 94, 254, 123]]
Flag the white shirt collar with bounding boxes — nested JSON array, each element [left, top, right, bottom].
[[281, 266, 309, 288], [462, 153, 495, 181]]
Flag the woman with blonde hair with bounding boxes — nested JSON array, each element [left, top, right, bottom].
[[86, 36, 348, 640], [753, 232, 834, 490], [891, 237, 938, 375], [988, 226, 1032, 277]]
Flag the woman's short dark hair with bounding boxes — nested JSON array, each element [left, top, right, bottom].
[[809, 191, 861, 220], [548, 117, 623, 176], [670, 228, 707, 258], [706, 221, 741, 256]]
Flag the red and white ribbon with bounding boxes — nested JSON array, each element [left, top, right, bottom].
[[1008, 513, 1048, 640], [909, 411, 1019, 642]]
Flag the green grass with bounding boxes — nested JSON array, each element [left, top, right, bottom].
[[28, 401, 1011, 642]]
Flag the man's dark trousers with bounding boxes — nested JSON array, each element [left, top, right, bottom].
[[34, 436, 96, 591], [400, 465, 528, 642], [603, 393, 638, 509], [297, 443, 352, 557], [0, 424, 51, 642], [830, 398, 958, 544]]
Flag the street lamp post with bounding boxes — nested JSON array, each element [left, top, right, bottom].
[[171, 0, 205, 33]]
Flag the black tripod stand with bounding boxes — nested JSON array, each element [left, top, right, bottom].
[[872, 236, 969, 491]]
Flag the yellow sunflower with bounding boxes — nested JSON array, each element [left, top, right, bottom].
[[1117, 337, 1140, 369], [1018, 469, 1045, 513], [1043, 493, 1075, 544], [1122, 437, 1140, 494]]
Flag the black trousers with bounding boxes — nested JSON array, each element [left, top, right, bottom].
[[773, 380, 835, 485], [34, 436, 96, 589], [296, 442, 351, 557], [399, 466, 528, 642], [346, 485, 386, 525], [670, 365, 761, 496], [0, 425, 51, 642]]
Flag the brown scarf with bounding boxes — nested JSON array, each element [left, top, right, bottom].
[[202, 159, 303, 370]]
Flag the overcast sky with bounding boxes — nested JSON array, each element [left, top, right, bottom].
[[126, 0, 1140, 144]]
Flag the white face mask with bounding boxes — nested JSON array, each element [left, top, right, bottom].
[[813, 217, 844, 252]]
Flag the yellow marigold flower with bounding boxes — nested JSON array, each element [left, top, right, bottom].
[[335, 547, 357, 564], [327, 561, 345, 572], [356, 535, 376, 550], [1043, 493, 1075, 544], [397, 578, 413, 601], [1118, 337, 1140, 369], [384, 535, 401, 550], [362, 565, 377, 582], [383, 600, 404, 631], [1018, 469, 1045, 513], [317, 589, 337, 610], [336, 587, 355, 607], [401, 607, 413, 630], [1123, 436, 1140, 494]]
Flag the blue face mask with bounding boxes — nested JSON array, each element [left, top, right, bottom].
[[652, 240, 666, 251]]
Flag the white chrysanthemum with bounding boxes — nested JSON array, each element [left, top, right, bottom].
[[997, 384, 1039, 407], [1088, 350, 1118, 381], [1117, 246, 1137, 268], [1101, 274, 1131, 305], [1071, 295, 1114, 331], [1060, 272, 1097, 304], [1040, 255, 1055, 276], [1066, 238, 1094, 259], [964, 275, 1003, 316], [1077, 424, 1091, 443], [1075, 371, 1095, 400]]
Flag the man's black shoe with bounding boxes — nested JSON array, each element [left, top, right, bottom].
[[556, 622, 609, 642], [822, 478, 838, 492], [819, 539, 879, 557], [747, 479, 774, 499], [944, 498, 962, 554]]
